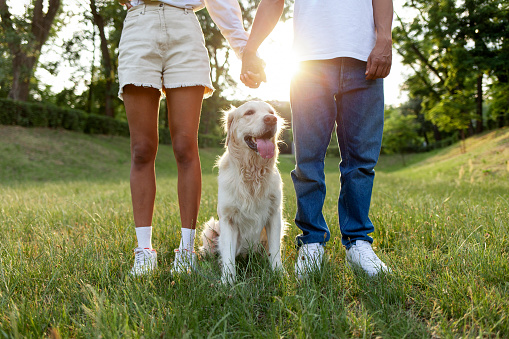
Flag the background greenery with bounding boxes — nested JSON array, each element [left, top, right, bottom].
[[1, 0, 508, 151], [1, 125, 508, 337], [1, 0, 508, 337]]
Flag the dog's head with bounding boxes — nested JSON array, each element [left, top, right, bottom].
[[223, 101, 284, 160]]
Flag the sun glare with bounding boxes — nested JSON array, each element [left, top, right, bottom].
[[228, 15, 408, 106], [228, 21, 297, 102], [8, 0, 30, 15]]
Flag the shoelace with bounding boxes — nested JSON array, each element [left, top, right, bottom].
[[174, 248, 196, 264], [133, 248, 154, 265], [299, 245, 322, 263], [174, 248, 195, 253], [353, 243, 380, 263]]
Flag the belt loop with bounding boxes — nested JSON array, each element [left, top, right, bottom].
[[184, 8, 189, 15], [141, 4, 146, 15]]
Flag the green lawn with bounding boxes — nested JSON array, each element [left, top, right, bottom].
[[1, 125, 508, 338]]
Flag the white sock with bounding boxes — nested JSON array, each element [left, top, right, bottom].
[[179, 228, 195, 252], [135, 226, 153, 249]]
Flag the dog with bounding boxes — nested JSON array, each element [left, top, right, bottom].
[[200, 101, 286, 284]]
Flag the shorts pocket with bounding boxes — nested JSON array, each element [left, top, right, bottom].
[[123, 8, 142, 30]]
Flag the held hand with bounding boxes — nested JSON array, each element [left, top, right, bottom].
[[241, 51, 267, 88], [118, 0, 133, 9], [365, 38, 392, 80]]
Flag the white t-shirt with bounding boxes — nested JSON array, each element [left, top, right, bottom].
[[293, 0, 376, 62], [128, 0, 248, 58]]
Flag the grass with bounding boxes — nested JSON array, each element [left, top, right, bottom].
[[0, 125, 508, 338]]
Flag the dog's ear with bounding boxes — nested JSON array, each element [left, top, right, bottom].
[[223, 105, 236, 146]]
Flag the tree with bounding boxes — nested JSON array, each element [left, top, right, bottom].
[[0, 31, 11, 98], [393, 0, 509, 140], [88, 0, 124, 117], [0, 0, 62, 101], [382, 106, 421, 165]]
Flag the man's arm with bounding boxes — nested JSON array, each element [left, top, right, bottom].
[[365, 0, 393, 80], [241, 0, 285, 88]]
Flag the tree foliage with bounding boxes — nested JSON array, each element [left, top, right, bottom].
[[88, 0, 124, 117], [0, 0, 299, 147], [382, 106, 421, 165], [0, 0, 62, 101], [393, 0, 509, 140]]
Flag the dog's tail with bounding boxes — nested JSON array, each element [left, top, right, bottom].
[[199, 218, 220, 255]]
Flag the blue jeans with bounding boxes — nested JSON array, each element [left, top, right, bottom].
[[290, 58, 384, 249]]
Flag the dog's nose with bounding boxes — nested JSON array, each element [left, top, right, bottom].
[[264, 115, 277, 126]]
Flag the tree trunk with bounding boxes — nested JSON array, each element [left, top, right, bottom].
[[90, 0, 115, 117], [468, 121, 474, 137], [476, 73, 483, 134], [422, 129, 430, 147], [432, 124, 441, 142], [460, 129, 466, 154], [87, 27, 97, 114], [9, 53, 37, 101]]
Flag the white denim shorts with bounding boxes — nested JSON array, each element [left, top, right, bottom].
[[117, 3, 214, 100]]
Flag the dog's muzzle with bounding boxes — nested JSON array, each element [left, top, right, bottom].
[[244, 125, 277, 159]]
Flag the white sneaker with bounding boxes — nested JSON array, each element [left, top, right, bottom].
[[345, 240, 391, 277], [171, 248, 196, 274], [130, 247, 157, 276], [294, 243, 324, 280]]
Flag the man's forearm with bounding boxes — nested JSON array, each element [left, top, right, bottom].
[[365, 0, 393, 79], [244, 0, 285, 55], [372, 0, 393, 43]]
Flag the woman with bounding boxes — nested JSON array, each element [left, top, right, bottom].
[[117, 0, 254, 276]]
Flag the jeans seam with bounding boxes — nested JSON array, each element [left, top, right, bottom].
[[337, 60, 351, 231]]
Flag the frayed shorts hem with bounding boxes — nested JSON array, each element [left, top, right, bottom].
[[118, 83, 214, 101]]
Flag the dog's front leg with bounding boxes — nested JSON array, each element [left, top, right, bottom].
[[218, 220, 238, 284], [265, 209, 283, 272]]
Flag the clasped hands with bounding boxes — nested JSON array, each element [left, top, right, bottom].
[[119, 0, 133, 9], [240, 50, 266, 89]]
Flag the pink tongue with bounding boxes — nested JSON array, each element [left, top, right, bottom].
[[256, 138, 275, 159]]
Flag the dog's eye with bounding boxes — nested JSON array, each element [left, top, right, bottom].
[[244, 110, 255, 116], [268, 110, 275, 115]]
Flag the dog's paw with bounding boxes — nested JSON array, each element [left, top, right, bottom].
[[273, 264, 287, 277], [220, 274, 235, 285]]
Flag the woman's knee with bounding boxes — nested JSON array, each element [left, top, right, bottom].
[[131, 141, 157, 166], [172, 136, 198, 165]]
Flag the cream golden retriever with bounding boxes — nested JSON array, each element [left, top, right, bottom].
[[200, 101, 285, 284]]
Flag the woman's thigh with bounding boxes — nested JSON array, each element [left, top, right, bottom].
[[165, 86, 205, 157], [123, 85, 161, 153]]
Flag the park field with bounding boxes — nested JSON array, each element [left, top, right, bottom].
[[0, 125, 508, 338]]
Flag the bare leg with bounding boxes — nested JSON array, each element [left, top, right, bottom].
[[165, 86, 204, 230], [123, 85, 161, 227]]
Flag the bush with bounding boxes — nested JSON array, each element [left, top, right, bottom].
[[23, 102, 48, 127], [198, 133, 223, 148], [0, 99, 46, 127], [85, 114, 129, 137], [45, 103, 64, 128], [62, 109, 88, 132], [159, 128, 172, 145], [0, 99, 20, 125], [0, 98, 89, 132], [0, 98, 194, 146]]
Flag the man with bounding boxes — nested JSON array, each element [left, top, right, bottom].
[[241, 0, 393, 278]]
